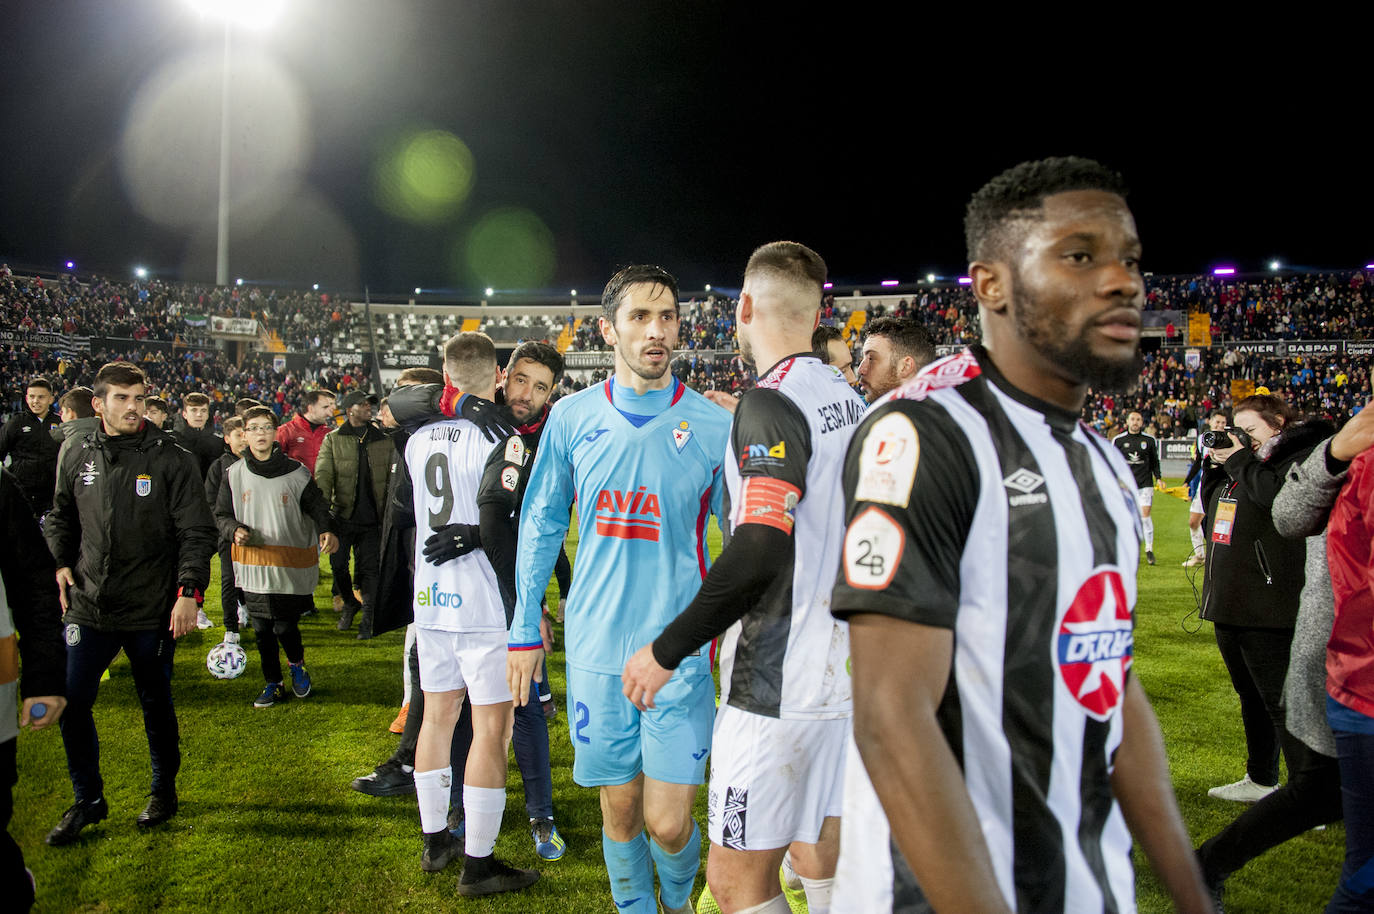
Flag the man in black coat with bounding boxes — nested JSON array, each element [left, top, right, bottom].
[[0, 467, 66, 912], [170, 391, 223, 480], [43, 362, 216, 845], [0, 377, 61, 517]]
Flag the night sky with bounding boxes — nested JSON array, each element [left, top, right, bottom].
[[1, 2, 1365, 297]]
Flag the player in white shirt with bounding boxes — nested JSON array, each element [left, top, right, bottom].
[[406, 332, 538, 897]]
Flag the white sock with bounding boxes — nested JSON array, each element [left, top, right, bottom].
[[414, 767, 452, 834], [1142, 515, 1154, 550], [800, 876, 834, 914], [736, 895, 791, 914], [1190, 524, 1205, 555], [463, 785, 506, 858]]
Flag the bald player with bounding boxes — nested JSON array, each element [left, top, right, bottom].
[[624, 241, 864, 914]]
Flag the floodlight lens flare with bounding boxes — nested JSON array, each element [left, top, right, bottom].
[[957, 276, 972, 285], [1213, 267, 1236, 275]]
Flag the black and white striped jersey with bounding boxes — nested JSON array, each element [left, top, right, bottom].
[[718, 353, 865, 719], [831, 346, 1142, 914], [1111, 431, 1160, 490]]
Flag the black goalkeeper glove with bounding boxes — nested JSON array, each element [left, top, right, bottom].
[[422, 523, 482, 566], [458, 394, 518, 443]]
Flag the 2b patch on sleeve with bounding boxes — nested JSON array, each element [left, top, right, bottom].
[[843, 506, 904, 590]]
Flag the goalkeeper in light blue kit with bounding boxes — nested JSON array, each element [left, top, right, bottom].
[[507, 265, 732, 914]]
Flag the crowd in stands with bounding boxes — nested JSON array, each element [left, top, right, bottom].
[[1084, 348, 1372, 440], [4, 264, 1372, 437]]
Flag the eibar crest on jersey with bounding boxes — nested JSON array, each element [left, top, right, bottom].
[[854, 411, 919, 508], [1056, 567, 1133, 721], [671, 420, 693, 453]]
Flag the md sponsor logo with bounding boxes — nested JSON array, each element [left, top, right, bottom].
[[416, 582, 463, 608]]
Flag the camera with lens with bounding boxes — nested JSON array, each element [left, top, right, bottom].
[[1202, 427, 1251, 449]]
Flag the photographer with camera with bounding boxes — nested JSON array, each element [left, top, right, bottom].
[[1200, 393, 1332, 807]]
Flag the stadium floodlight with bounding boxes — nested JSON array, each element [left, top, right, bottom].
[[926, 273, 936, 284], [66, 260, 75, 269], [236, 277, 243, 286], [312, 283, 319, 290], [957, 276, 972, 285], [1212, 267, 1236, 276], [1269, 260, 1281, 271], [185, 0, 286, 287], [823, 282, 833, 290], [1366, 263, 1374, 270], [414, 287, 421, 295], [570, 289, 577, 296], [135, 266, 149, 279], [188, 0, 285, 31], [880, 280, 899, 287], [705, 284, 711, 292], [485, 287, 494, 297]]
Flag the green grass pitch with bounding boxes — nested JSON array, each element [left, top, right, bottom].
[[13, 487, 1345, 912]]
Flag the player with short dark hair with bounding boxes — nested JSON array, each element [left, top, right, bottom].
[[856, 316, 936, 402], [1113, 410, 1163, 564], [624, 241, 863, 914], [511, 265, 732, 914], [830, 158, 1209, 913]]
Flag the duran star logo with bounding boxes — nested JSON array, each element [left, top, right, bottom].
[[1055, 568, 1133, 721]]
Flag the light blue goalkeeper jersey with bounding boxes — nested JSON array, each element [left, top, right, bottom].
[[513, 378, 731, 676]]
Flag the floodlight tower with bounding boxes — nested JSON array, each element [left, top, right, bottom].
[[186, 0, 285, 287]]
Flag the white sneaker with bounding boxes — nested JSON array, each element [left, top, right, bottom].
[[196, 609, 213, 630], [1208, 774, 1278, 803], [1182, 554, 1205, 567]]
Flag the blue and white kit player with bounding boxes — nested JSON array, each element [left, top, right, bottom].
[[507, 265, 732, 914]]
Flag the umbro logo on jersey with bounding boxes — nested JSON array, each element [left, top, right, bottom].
[[583, 428, 609, 444], [80, 460, 99, 486], [1003, 468, 1048, 507]]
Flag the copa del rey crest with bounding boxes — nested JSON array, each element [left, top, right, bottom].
[[135, 473, 152, 497]]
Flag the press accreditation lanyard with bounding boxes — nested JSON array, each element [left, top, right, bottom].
[[1212, 481, 1239, 545]]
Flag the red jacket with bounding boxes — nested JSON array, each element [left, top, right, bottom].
[[1327, 449, 1374, 717], [275, 414, 329, 474]]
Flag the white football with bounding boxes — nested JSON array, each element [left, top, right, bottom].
[[207, 640, 248, 680]]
